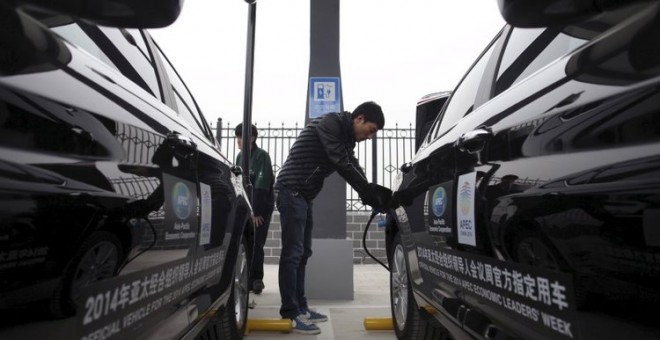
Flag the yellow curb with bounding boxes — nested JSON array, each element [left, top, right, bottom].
[[245, 319, 293, 335], [363, 317, 394, 331]]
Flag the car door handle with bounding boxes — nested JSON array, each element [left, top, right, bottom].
[[457, 126, 493, 154], [400, 162, 413, 174], [231, 165, 243, 176], [166, 131, 196, 149], [542, 191, 563, 199], [165, 131, 197, 160]]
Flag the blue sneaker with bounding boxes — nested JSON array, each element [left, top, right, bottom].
[[291, 314, 321, 335], [302, 308, 328, 323]]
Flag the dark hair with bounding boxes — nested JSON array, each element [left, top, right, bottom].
[[351, 101, 384, 129], [234, 123, 258, 138]]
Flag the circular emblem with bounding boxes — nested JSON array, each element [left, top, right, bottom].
[[171, 182, 192, 220], [431, 187, 447, 217]]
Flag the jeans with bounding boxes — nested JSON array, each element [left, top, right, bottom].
[[276, 185, 313, 319], [250, 212, 272, 283]]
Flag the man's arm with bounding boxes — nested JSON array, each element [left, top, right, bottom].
[[253, 150, 274, 191], [316, 114, 369, 194], [316, 114, 392, 210]]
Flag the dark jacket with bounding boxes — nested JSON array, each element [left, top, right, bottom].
[[236, 146, 274, 217], [276, 112, 369, 200]]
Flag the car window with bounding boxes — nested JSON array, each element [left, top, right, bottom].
[[51, 23, 162, 100], [155, 45, 213, 140], [495, 27, 588, 95], [100, 27, 162, 100], [0, 87, 123, 159], [434, 42, 497, 139], [51, 24, 118, 71], [592, 160, 660, 183]]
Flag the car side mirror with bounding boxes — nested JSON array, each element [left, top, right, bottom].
[[497, 0, 644, 28], [0, 3, 72, 76], [15, 0, 183, 28]]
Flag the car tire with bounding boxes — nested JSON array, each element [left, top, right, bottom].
[[215, 237, 249, 339], [50, 231, 124, 318], [390, 233, 434, 339]]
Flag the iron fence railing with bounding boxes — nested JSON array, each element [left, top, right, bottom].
[[213, 121, 416, 211]]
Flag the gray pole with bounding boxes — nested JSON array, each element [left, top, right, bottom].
[[306, 0, 344, 240], [304, 0, 354, 300], [242, 0, 257, 203]]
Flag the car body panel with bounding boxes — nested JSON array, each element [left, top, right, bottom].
[[0, 4, 251, 340], [389, 2, 660, 340]]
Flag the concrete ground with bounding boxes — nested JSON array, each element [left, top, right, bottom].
[[245, 264, 396, 339]]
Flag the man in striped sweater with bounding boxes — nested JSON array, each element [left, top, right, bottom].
[[275, 101, 391, 334]]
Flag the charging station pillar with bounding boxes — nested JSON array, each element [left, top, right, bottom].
[[304, 0, 354, 300]]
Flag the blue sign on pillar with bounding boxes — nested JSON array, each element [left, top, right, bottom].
[[308, 77, 341, 119]]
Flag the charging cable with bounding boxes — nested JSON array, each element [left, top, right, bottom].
[[363, 210, 390, 271]]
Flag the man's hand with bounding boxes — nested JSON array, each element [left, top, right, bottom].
[[253, 215, 264, 227], [360, 183, 393, 212], [390, 189, 413, 208]]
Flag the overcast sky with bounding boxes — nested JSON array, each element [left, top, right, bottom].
[[150, 0, 505, 129]]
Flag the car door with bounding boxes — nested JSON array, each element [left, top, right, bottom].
[[64, 23, 210, 340], [150, 39, 248, 329], [395, 28, 506, 331]]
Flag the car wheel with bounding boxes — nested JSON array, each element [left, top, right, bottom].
[[390, 233, 428, 339], [215, 237, 249, 339], [50, 231, 123, 317]]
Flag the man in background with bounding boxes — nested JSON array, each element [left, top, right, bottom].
[[235, 123, 274, 294]]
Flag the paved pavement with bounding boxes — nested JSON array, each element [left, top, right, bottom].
[[245, 264, 396, 339]]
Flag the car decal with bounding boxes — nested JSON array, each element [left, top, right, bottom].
[[424, 182, 454, 239], [199, 182, 212, 246], [457, 172, 477, 246], [163, 173, 198, 242]]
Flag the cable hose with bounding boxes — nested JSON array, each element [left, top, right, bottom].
[[363, 211, 390, 271]]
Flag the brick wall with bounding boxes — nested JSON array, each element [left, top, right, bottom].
[[263, 212, 388, 265]]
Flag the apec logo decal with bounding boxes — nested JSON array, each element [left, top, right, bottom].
[[426, 183, 453, 237], [459, 181, 473, 215], [457, 172, 477, 247], [432, 187, 447, 217], [171, 182, 192, 220]]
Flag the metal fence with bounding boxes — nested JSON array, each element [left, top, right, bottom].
[[213, 121, 416, 211]]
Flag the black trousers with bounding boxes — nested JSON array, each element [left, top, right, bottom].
[[251, 212, 272, 283]]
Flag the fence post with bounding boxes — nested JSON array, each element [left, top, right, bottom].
[[215, 118, 223, 147], [371, 134, 377, 184]]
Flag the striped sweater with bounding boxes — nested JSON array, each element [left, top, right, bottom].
[[276, 112, 369, 200]]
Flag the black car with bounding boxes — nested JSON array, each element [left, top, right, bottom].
[[387, 1, 660, 339], [0, 1, 253, 339]]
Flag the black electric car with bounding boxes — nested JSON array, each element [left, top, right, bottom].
[[387, 1, 660, 339], [0, 1, 253, 339]]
